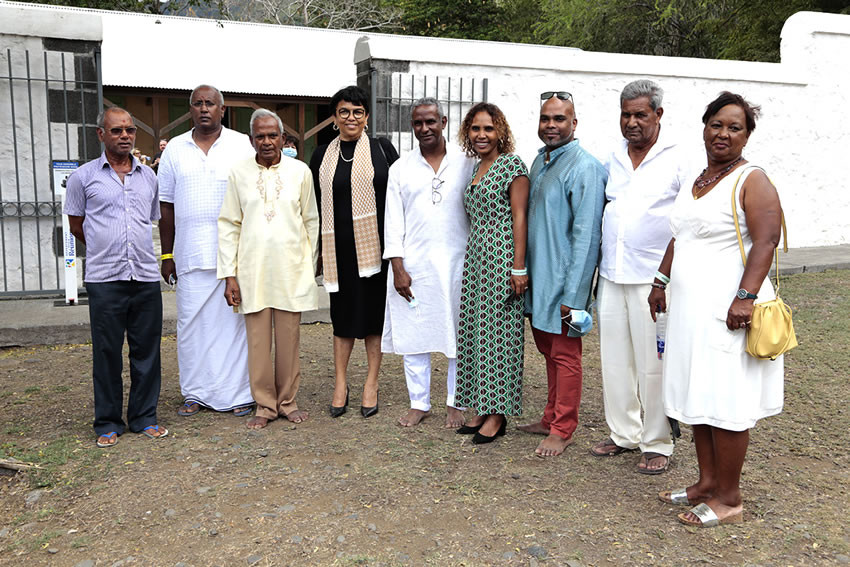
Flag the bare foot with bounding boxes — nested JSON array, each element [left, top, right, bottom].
[[398, 409, 430, 427], [284, 409, 308, 424], [516, 420, 549, 435], [246, 416, 269, 430], [535, 434, 574, 457], [445, 407, 465, 429]]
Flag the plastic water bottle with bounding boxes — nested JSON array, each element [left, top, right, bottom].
[[656, 309, 667, 360]]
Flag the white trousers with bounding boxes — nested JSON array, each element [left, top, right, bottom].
[[403, 353, 459, 412], [176, 269, 253, 411], [598, 277, 673, 455]]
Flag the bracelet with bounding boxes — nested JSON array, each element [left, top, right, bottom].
[[161, 253, 174, 261], [650, 282, 667, 290], [511, 268, 527, 276], [654, 271, 670, 285]]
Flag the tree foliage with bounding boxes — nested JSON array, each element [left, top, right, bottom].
[[219, 0, 402, 31], [15, 0, 214, 16]]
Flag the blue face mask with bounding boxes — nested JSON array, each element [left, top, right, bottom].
[[566, 309, 593, 335], [282, 147, 298, 158]]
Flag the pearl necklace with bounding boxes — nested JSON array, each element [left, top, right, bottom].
[[338, 147, 354, 163]]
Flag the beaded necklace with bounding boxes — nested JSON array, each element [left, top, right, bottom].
[[693, 156, 743, 199]]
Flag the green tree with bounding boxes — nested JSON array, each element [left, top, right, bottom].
[[14, 0, 216, 16], [399, 0, 504, 41]]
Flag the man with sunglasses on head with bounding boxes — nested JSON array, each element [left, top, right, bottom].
[[158, 84, 256, 419], [64, 107, 168, 448], [381, 97, 475, 428], [518, 91, 607, 457], [590, 79, 691, 474]]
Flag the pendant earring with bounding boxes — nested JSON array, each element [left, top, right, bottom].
[[364, 124, 369, 132], [333, 123, 339, 131]]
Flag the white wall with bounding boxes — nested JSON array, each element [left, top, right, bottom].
[[363, 11, 849, 247]]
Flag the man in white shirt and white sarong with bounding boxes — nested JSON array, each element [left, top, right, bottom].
[[382, 98, 475, 428], [217, 109, 318, 429], [592, 80, 692, 473], [158, 84, 256, 417]]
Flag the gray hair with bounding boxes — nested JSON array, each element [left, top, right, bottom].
[[620, 79, 664, 111], [189, 84, 224, 106], [249, 108, 284, 137], [96, 106, 133, 129], [410, 97, 445, 121]]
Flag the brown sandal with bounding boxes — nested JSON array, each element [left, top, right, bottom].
[[589, 437, 635, 457]]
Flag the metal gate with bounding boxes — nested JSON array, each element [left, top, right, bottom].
[[0, 42, 102, 297], [370, 72, 488, 155]]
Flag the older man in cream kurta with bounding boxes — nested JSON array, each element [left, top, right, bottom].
[[217, 110, 319, 430], [381, 98, 475, 428]]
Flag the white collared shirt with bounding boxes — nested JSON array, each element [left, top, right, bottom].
[[158, 127, 255, 275], [599, 129, 696, 283]]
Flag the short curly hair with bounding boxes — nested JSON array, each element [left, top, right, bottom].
[[458, 102, 515, 157], [702, 91, 760, 134]]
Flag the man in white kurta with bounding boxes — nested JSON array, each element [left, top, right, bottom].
[[159, 84, 255, 416], [381, 98, 475, 428], [217, 110, 318, 429], [592, 80, 693, 473]]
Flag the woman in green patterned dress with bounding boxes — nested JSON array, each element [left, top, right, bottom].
[[454, 102, 530, 444]]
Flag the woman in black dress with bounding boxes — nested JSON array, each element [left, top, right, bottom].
[[310, 86, 399, 418]]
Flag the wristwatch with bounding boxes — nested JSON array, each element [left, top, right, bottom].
[[736, 288, 758, 300]]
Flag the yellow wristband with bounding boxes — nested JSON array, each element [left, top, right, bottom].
[[161, 253, 174, 261]]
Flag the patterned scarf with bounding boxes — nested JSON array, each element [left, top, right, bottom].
[[318, 134, 381, 293]]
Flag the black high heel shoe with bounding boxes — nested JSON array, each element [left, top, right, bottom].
[[329, 386, 349, 418], [456, 421, 484, 435], [360, 391, 379, 418], [472, 416, 507, 444]]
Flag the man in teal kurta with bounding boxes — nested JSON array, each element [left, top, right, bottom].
[[518, 91, 607, 457]]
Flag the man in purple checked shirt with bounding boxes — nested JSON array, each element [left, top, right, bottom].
[[64, 106, 168, 448]]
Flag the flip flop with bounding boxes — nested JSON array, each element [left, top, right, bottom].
[[233, 406, 253, 417], [678, 503, 744, 528], [178, 401, 200, 417], [589, 437, 635, 457], [96, 431, 118, 448], [141, 425, 169, 439], [637, 452, 669, 475]]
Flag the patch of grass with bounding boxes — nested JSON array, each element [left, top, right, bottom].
[[70, 535, 92, 548], [4, 422, 31, 435], [28, 529, 63, 551], [52, 385, 72, 393], [24, 386, 41, 394], [2, 435, 95, 488]]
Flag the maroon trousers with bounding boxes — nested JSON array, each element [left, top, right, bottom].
[[531, 326, 583, 440]]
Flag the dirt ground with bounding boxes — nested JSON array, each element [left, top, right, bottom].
[[1, 270, 849, 567]]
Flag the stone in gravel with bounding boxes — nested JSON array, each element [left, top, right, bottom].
[[566, 561, 585, 567], [511, 473, 520, 479], [261, 513, 278, 518], [530, 559, 539, 567], [347, 513, 359, 520], [232, 444, 242, 450], [502, 552, 515, 560], [235, 483, 250, 488], [337, 535, 345, 543], [528, 545, 547, 558], [311, 459, 321, 465], [20, 522, 37, 531], [112, 561, 124, 567], [279, 504, 296, 513], [0, 528, 9, 538], [246, 555, 262, 565], [25, 490, 43, 506], [836, 555, 850, 564], [165, 509, 177, 517], [291, 535, 303, 544], [228, 458, 238, 464], [209, 529, 218, 536], [48, 548, 59, 554], [259, 450, 268, 457], [175, 563, 187, 567], [209, 436, 221, 442], [74, 561, 95, 567], [316, 536, 327, 543], [196, 486, 213, 495], [191, 462, 201, 469], [366, 523, 377, 532], [191, 523, 201, 530], [215, 512, 223, 518]]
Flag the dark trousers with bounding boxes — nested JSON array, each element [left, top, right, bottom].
[[86, 281, 162, 436]]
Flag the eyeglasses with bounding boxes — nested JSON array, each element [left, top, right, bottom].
[[191, 100, 219, 109], [540, 91, 573, 102], [106, 127, 137, 136], [337, 108, 366, 120], [431, 177, 444, 205]]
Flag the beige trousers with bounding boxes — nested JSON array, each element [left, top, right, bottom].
[[244, 308, 301, 420]]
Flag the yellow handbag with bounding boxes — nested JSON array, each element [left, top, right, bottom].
[[731, 168, 798, 360]]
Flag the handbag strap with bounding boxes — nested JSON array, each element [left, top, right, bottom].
[[731, 165, 788, 292]]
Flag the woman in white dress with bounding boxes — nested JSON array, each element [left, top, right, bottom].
[[648, 92, 784, 528]]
